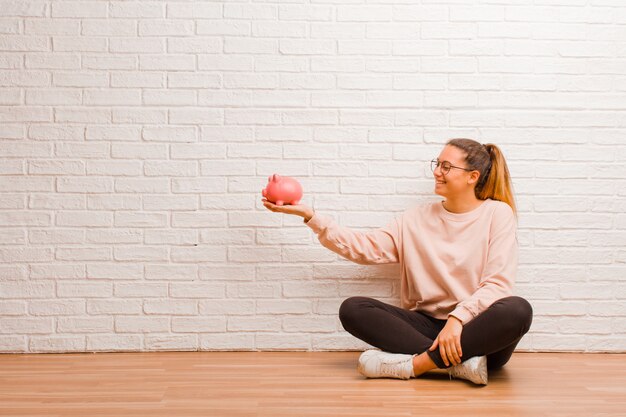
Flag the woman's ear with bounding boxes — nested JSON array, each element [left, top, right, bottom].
[[467, 170, 481, 185]]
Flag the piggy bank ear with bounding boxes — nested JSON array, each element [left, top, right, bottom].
[[272, 174, 281, 182]]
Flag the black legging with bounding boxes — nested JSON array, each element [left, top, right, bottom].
[[339, 296, 533, 370]]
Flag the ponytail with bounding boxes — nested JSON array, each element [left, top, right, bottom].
[[446, 139, 517, 218]]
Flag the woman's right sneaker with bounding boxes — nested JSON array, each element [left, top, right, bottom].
[[357, 349, 415, 380], [447, 355, 488, 385]]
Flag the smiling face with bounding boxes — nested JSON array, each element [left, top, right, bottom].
[[433, 145, 480, 198]]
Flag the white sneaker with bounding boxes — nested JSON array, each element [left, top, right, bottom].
[[447, 355, 488, 385], [357, 349, 415, 380]]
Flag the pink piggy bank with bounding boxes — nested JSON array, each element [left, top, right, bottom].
[[262, 174, 303, 206]]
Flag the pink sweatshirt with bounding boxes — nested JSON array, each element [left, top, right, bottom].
[[304, 198, 518, 325]]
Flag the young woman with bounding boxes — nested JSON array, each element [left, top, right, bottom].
[[262, 138, 533, 385]]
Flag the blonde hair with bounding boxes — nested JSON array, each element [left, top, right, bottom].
[[446, 138, 517, 217]]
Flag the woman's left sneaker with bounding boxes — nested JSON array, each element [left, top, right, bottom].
[[447, 355, 488, 385], [357, 349, 415, 380]]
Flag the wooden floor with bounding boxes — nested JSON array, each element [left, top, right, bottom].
[[1, 351, 625, 417]]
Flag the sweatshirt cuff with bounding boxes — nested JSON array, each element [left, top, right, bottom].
[[303, 212, 329, 233], [448, 306, 474, 326]]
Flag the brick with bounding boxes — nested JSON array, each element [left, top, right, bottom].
[[224, 38, 277, 54], [114, 212, 167, 228], [51, 2, 107, 18], [145, 335, 197, 351], [138, 20, 193, 36], [0, 35, 48, 51], [0, 318, 53, 334], [0, 281, 54, 297], [111, 72, 164, 88], [197, 21, 250, 36], [112, 108, 167, 124], [87, 300, 142, 315], [224, 4, 277, 20], [56, 281, 112, 298], [53, 37, 107, 52], [115, 178, 168, 193], [86, 229, 142, 244], [143, 195, 198, 210], [337, 6, 391, 22], [169, 109, 222, 125], [109, 2, 164, 18], [167, 38, 221, 54], [145, 264, 197, 280], [56, 211, 112, 227], [142, 89, 196, 106], [54, 108, 110, 123], [57, 317, 112, 333], [273, 325, 323, 345], [168, 73, 221, 88], [142, 126, 197, 142], [0, 176, 53, 192], [170, 283, 225, 298], [144, 160, 197, 177], [113, 246, 168, 261], [86, 126, 142, 142], [56, 247, 111, 261], [0, 107, 51, 122], [140, 55, 194, 71], [0, 19, 19, 34], [110, 38, 165, 53], [144, 300, 196, 315], [28, 160, 84, 175], [111, 143, 167, 159], [84, 89, 142, 106], [172, 317, 226, 332], [115, 317, 169, 333], [170, 246, 227, 263], [198, 55, 253, 71], [87, 194, 140, 210], [167, 2, 220, 18], [30, 337, 85, 352], [25, 88, 80, 105], [30, 264, 86, 280], [55, 142, 109, 159], [87, 335, 141, 351], [82, 55, 137, 70], [53, 71, 107, 87], [170, 143, 226, 159], [87, 263, 143, 279], [25, 53, 79, 69], [0, 229, 24, 244], [0, 71, 50, 87], [57, 177, 113, 193], [0, 1, 46, 17], [144, 230, 197, 245], [82, 20, 136, 36], [25, 19, 79, 35]]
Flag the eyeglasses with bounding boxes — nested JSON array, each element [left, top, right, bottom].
[[430, 159, 474, 175]]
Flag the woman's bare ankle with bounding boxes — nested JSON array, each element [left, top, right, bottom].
[[412, 352, 438, 377]]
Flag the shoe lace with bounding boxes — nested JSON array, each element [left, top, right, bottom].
[[380, 360, 407, 379], [447, 362, 467, 381]]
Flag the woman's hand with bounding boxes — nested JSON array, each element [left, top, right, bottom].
[[429, 316, 464, 367], [262, 198, 315, 222]]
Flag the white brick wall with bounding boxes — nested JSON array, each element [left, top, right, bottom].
[[1, 0, 625, 354]]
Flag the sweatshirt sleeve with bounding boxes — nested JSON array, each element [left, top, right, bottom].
[[304, 212, 401, 265], [448, 203, 517, 325]]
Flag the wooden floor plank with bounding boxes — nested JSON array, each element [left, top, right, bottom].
[[0, 352, 624, 417]]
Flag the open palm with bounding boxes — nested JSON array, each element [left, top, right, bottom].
[[262, 198, 314, 221]]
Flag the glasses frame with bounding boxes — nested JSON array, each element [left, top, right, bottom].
[[430, 159, 474, 175]]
